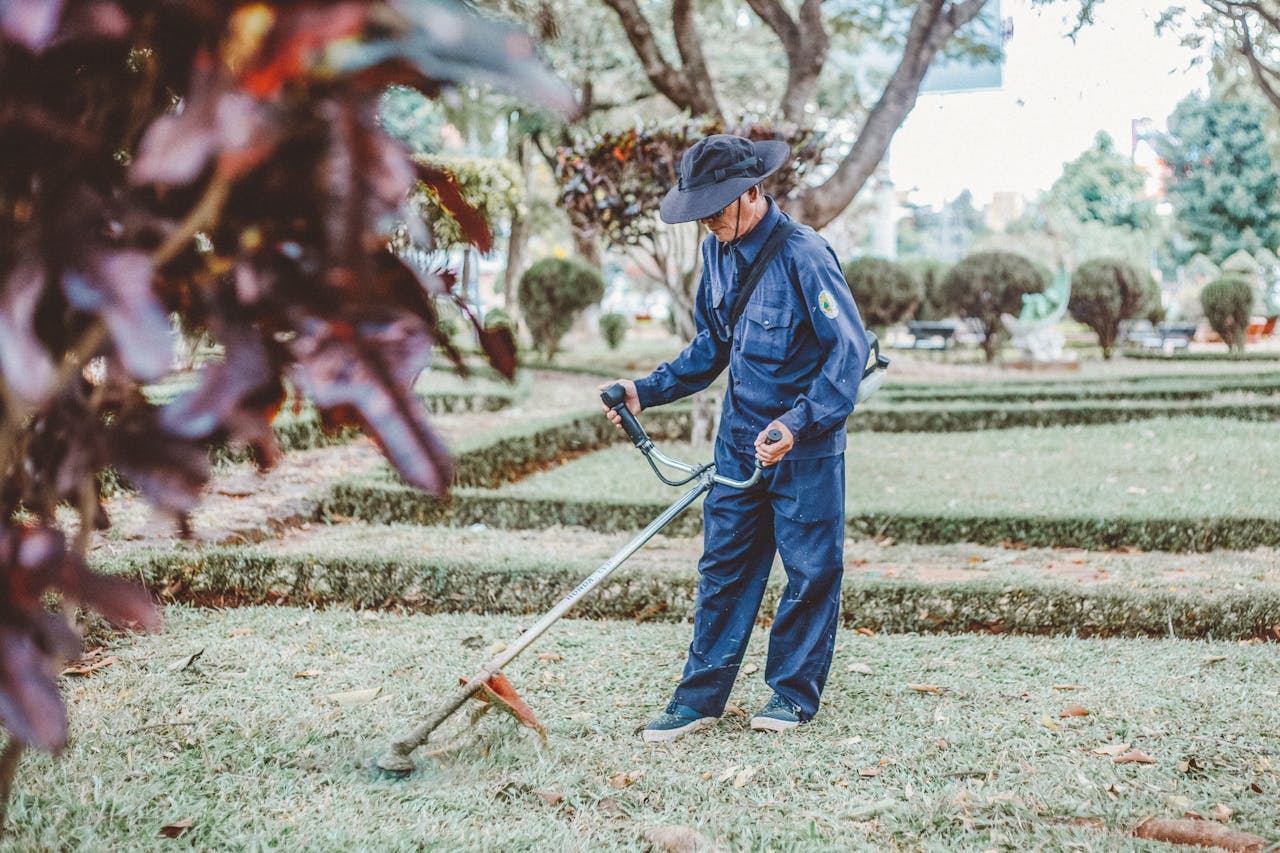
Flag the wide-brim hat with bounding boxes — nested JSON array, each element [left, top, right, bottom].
[[659, 134, 791, 224]]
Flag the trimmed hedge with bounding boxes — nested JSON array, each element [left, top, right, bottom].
[[102, 543, 1280, 640], [318, 477, 1280, 553], [851, 398, 1280, 432], [1123, 350, 1280, 362], [880, 375, 1280, 403]]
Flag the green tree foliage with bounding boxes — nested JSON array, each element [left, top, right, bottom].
[[1152, 93, 1280, 263], [841, 257, 923, 330], [1045, 132, 1155, 230], [518, 257, 605, 358], [1068, 258, 1153, 359], [941, 251, 1048, 361], [902, 258, 952, 321], [1201, 276, 1254, 352], [599, 312, 628, 349]]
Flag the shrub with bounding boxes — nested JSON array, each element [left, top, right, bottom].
[[941, 251, 1048, 361], [1144, 277, 1167, 325], [599, 312, 628, 349], [1201, 276, 1253, 352], [483, 307, 515, 331], [518, 257, 605, 359], [841, 257, 922, 329], [1068, 258, 1153, 359], [901, 258, 951, 321]]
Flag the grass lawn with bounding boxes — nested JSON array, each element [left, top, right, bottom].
[[7, 607, 1277, 852], [493, 418, 1277, 521]]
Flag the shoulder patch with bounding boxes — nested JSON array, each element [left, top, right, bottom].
[[818, 289, 839, 319]]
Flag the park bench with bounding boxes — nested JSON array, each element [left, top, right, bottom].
[[1125, 320, 1196, 353], [906, 320, 960, 350]]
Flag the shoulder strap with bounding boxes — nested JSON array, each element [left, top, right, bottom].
[[728, 220, 799, 333]]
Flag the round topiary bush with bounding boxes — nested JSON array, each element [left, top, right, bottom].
[[1068, 258, 1153, 359], [940, 251, 1047, 361], [517, 257, 605, 359], [1200, 275, 1253, 353], [483, 307, 514, 331], [841, 257, 922, 330], [901, 258, 951, 321], [599, 312, 627, 350]]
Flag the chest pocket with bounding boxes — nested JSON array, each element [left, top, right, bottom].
[[739, 301, 795, 363]]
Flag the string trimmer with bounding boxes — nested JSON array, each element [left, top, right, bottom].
[[374, 384, 778, 776]]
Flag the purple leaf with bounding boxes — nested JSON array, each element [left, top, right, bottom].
[[62, 250, 171, 381], [0, 629, 68, 753], [0, 0, 64, 52], [0, 259, 57, 403], [287, 312, 452, 494]]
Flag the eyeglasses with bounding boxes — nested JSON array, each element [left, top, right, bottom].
[[700, 197, 740, 222]]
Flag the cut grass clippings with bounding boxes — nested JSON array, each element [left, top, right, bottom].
[[6, 607, 1278, 852]]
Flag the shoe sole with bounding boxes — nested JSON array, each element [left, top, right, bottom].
[[750, 716, 800, 732], [641, 716, 717, 743]]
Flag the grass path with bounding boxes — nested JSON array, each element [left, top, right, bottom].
[[8, 607, 1278, 852]]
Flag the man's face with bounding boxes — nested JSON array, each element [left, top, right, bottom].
[[699, 194, 745, 243]]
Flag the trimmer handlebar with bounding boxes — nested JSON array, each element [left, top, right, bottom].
[[601, 383, 651, 449], [601, 384, 779, 489]]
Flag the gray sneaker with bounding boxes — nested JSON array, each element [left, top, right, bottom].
[[642, 702, 717, 743], [750, 694, 803, 732]]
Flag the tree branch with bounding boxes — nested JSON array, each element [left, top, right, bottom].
[[600, 0, 720, 119], [789, 0, 989, 228], [671, 0, 721, 119], [746, 0, 828, 124]]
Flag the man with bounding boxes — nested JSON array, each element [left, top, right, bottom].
[[601, 133, 870, 742]]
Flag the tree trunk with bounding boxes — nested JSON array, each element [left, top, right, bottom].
[[501, 134, 536, 318]]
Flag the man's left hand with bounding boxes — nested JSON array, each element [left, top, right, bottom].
[[754, 421, 793, 467]]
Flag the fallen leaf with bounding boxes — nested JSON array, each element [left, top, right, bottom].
[[158, 817, 194, 838], [847, 662, 874, 676], [858, 767, 880, 777], [1209, 803, 1232, 823], [716, 766, 737, 783], [229, 627, 253, 637], [1059, 706, 1090, 718], [466, 673, 545, 739], [643, 824, 721, 853], [1203, 656, 1227, 665], [723, 702, 746, 718], [61, 656, 118, 677], [854, 627, 876, 637], [1113, 749, 1156, 764], [597, 798, 624, 817], [1093, 742, 1131, 756], [293, 669, 323, 679], [609, 772, 633, 789], [1133, 817, 1270, 851], [1052, 684, 1084, 691], [532, 789, 563, 805], [741, 663, 759, 675], [327, 687, 381, 708], [733, 766, 755, 788], [908, 684, 944, 695], [537, 653, 562, 662], [1039, 715, 1060, 730], [168, 650, 204, 671]]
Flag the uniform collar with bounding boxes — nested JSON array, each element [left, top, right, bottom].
[[729, 198, 783, 267]]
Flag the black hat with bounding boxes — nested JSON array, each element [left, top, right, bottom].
[[659, 134, 791, 224]]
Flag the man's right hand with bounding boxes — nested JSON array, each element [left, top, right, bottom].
[[599, 379, 641, 430]]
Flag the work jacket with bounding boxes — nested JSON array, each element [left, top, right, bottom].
[[634, 201, 870, 460]]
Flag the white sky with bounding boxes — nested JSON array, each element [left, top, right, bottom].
[[888, 0, 1209, 207]]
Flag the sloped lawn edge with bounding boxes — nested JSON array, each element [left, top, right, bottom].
[[102, 546, 1280, 640]]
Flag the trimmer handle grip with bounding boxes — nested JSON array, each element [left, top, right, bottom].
[[601, 383, 650, 448]]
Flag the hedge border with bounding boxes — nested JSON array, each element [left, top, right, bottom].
[[103, 546, 1280, 641], [316, 478, 1280, 554], [852, 399, 1280, 432]]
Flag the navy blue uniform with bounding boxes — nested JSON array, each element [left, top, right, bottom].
[[634, 200, 869, 721]]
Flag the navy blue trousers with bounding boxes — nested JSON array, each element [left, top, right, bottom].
[[671, 443, 845, 721]]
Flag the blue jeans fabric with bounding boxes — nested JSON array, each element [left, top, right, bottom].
[[672, 442, 845, 721]]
